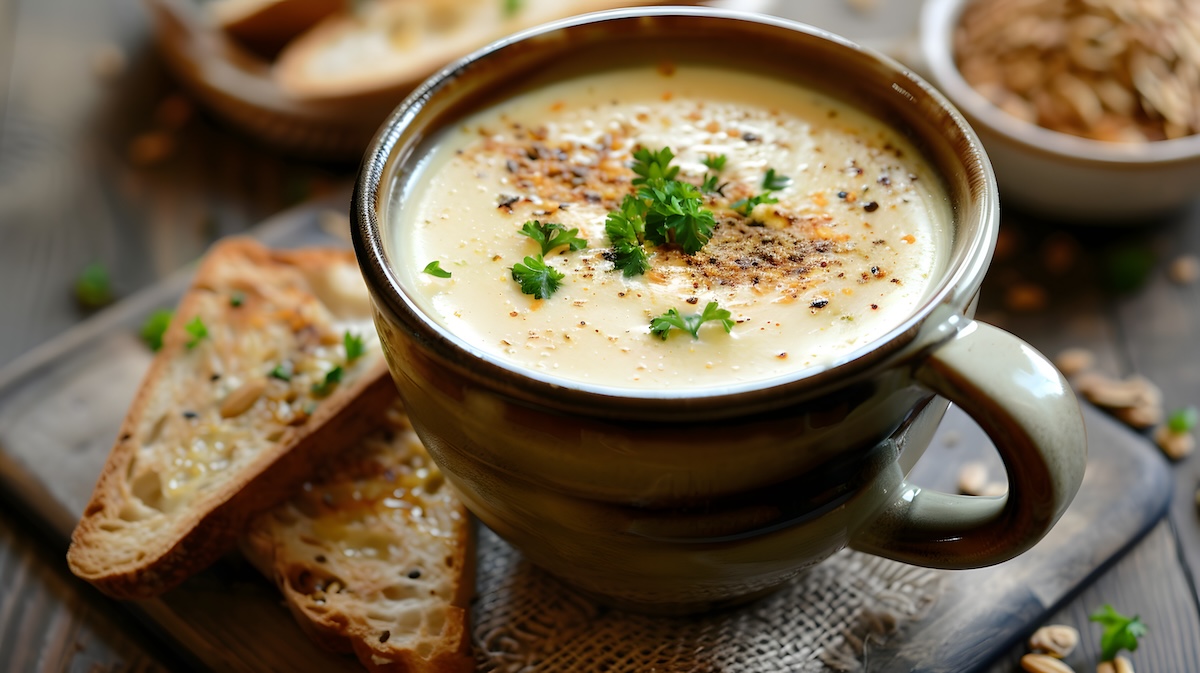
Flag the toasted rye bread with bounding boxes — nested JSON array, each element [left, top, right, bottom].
[[274, 0, 697, 101], [68, 237, 394, 599], [242, 401, 474, 673]]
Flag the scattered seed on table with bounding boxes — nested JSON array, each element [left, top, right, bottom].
[[1054, 348, 1095, 378], [980, 482, 1008, 497], [958, 461, 989, 495], [1154, 425, 1195, 460], [1006, 283, 1049, 312], [1028, 624, 1079, 658], [1168, 255, 1200, 285], [128, 131, 174, 167], [1020, 652, 1075, 673]]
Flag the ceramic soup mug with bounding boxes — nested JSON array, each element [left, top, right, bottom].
[[352, 8, 1087, 614]]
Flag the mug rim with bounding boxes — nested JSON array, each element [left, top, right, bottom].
[[353, 6, 1000, 416]]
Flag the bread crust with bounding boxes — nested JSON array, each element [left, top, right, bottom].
[[214, 0, 347, 57], [67, 237, 393, 599], [242, 403, 475, 673], [274, 0, 697, 101]]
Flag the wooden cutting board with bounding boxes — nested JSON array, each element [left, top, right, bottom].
[[0, 204, 1173, 673]]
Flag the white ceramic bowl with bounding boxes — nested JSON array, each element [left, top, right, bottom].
[[920, 0, 1200, 223]]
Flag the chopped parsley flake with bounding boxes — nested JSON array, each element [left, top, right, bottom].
[[269, 362, 293, 381], [140, 310, 173, 352], [762, 167, 792, 191], [344, 331, 365, 364], [700, 173, 726, 195], [75, 262, 114, 310], [734, 167, 792, 216], [1167, 406, 1198, 434], [230, 291, 245, 307], [311, 366, 344, 397], [701, 154, 727, 171], [732, 192, 780, 216], [184, 316, 208, 349], [423, 261, 451, 278]]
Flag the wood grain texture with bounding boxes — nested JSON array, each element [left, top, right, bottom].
[[1110, 203, 1200, 620], [0, 508, 173, 673], [0, 0, 345, 370], [973, 205, 1200, 673], [986, 521, 1200, 673]]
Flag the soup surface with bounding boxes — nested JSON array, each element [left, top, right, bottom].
[[391, 65, 950, 391]]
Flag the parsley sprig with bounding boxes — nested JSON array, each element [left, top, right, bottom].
[[650, 301, 735, 340], [604, 147, 717, 275], [519, 220, 587, 255], [1089, 604, 1147, 662], [311, 366, 343, 397], [184, 316, 208, 349], [640, 179, 716, 252], [604, 196, 651, 277], [733, 167, 793, 216], [511, 255, 564, 299], [631, 146, 681, 185]]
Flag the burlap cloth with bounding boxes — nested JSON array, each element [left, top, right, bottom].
[[470, 527, 944, 672]]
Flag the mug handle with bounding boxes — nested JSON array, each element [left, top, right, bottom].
[[849, 319, 1087, 569]]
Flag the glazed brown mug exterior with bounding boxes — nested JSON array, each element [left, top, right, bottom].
[[352, 8, 1088, 614]]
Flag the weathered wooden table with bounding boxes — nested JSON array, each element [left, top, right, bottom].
[[1, 0, 1198, 671]]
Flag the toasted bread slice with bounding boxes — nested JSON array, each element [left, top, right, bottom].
[[68, 237, 394, 599], [242, 401, 474, 673], [212, 0, 348, 58], [274, 0, 695, 101]]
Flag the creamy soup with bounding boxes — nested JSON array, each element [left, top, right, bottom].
[[390, 66, 951, 391]]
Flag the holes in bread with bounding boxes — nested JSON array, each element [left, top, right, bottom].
[[382, 584, 419, 601], [127, 470, 164, 515], [144, 413, 167, 445], [422, 472, 444, 494], [426, 607, 446, 636], [287, 564, 346, 601], [393, 607, 422, 631], [366, 609, 393, 623]]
